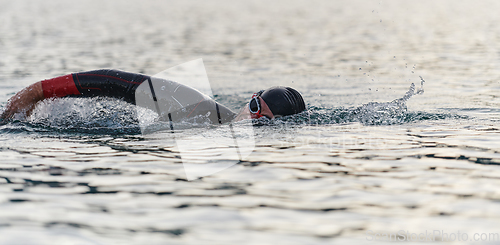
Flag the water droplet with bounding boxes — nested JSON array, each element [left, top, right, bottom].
[[161, 86, 165, 90], [359, 68, 362, 70], [393, 56, 396, 59], [419, 76, 426, 85]]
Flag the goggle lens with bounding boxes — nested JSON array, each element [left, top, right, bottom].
[[249, 97, 260, 113]]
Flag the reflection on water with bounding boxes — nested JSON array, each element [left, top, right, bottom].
[[1, 0, 500, 244]]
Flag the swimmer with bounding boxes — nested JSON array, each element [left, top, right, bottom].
[[0, 69, 306, 123]]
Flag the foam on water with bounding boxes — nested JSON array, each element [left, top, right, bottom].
[[20, 97, 140, 135], [271, 79, 462, 126]]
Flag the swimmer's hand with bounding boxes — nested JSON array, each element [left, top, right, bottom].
[[0, 82, 44, 120]]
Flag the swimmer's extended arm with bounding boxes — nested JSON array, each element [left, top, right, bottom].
[[1, 70, 149, 120], [1, 82, 45, 120], [1, 69, 237, 123]]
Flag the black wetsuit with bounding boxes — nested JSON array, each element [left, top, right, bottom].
[[41, 69, 236, 124], [42, 69, 150, 104]]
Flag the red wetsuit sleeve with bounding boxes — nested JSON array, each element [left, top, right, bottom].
[[41, 74, 80, 98]]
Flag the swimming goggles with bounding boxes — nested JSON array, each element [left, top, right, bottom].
[[249, 90, 267, 119]]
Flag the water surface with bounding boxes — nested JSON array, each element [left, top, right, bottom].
[[1, 0, 500, 244]]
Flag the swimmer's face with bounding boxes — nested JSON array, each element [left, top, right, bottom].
[[234, 96, 274, 121]]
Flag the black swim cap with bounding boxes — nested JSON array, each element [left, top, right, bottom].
[[260, 86, 306, 117]]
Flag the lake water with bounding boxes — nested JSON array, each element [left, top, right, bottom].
[[1, 0, 500, 244]]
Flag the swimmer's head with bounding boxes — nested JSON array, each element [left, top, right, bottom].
[[247, 86, 305, 119], [259, 86, 306, 118], [234, 86, 306, 121]]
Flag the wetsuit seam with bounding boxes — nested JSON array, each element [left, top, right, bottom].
[[77, 74, 143, 84], [186, 98, 206, 118]]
